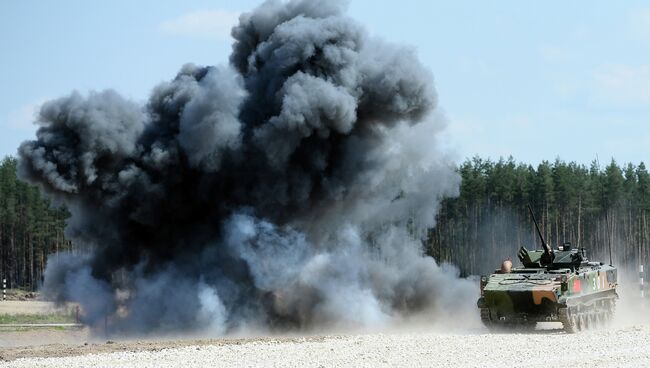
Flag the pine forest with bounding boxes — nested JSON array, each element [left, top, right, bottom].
[[1, 155, 648, 289]]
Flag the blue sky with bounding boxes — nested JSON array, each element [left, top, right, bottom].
[[1, 1, 648, 165]]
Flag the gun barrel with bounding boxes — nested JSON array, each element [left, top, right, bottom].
[[527, 205, 552, 256]]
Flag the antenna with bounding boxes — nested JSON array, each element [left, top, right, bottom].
[[596, 155, 613, 265], [605, 211, 613, 265]]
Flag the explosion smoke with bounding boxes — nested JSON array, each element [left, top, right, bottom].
[[18, 0, 475, 334]]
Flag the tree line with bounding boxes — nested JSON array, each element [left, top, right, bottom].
[[0, 157, 71, 290], [1, 155, 649, 289], [429, 157, 650, 276]]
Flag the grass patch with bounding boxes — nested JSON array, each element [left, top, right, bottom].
[[0, 313, 76, 324], [0, 325, 77, 332]]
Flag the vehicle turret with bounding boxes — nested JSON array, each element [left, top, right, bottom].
[[477, 205, 618, 332]]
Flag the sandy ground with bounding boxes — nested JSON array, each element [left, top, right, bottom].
[[0, 328, 89, 349], [1, 324, 650, 367], [0, 301, 77, 316], [0, 301, 56, 316]]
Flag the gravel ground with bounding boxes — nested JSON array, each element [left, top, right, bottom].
[[3, 324, 650, 368]]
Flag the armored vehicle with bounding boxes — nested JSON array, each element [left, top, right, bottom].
[[477, 206, 618, 333]]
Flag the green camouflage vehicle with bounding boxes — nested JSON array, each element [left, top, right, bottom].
[[477, 206, 618, 333]]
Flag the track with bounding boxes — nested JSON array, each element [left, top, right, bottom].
[[481, 293, 618, 333], [558, 295, 617, 333]]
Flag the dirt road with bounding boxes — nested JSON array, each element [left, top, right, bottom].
[[2, 295, 649, 367], [2, 324, 650, 367]]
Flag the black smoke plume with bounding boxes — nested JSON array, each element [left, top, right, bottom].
[[18, 0, 475, 333]]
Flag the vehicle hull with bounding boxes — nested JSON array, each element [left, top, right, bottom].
[[477, 262, 618, 332]]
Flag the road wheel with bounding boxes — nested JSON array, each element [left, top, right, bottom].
[[578, 313, 587, 331], [559, 308, 578, 333]]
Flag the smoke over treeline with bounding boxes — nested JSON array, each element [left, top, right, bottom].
[[18, 0, 474, 334]]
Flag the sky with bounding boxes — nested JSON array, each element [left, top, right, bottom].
[[1, 0, 648, 166]]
